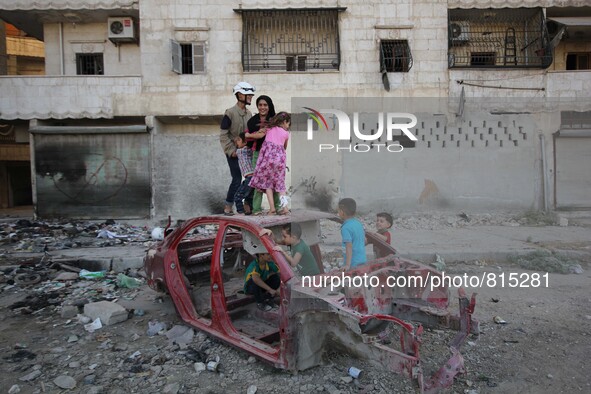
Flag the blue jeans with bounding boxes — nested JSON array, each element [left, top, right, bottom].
[[225, 155, 242, 206], [234, 176, 253, 213]]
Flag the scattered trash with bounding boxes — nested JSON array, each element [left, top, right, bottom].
[[84, 318, 103, 332], [134, 309, 145, 316], [194, 362, 206, 373], [151, 227, 165, 240], [147, 320, 168, 337], [117, 273, 142, 288], [247, 356, 256, 364], [348, 366, 362, 379], [503, 339, 519, 343], [341, 376, 353, 384], [97, 229, 127, 239], [14, 273, 42, 286], [206, 355, 220, 372], [79, 269, 106, 280], [491, 297, 500, 303], [493, 316, 507, 324], [129, 350, 142, 360], [432, 254, 445, 271]]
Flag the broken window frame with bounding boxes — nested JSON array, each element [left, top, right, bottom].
[[447, 7, 553, 69], [380, 40, 413, 73], [171, 40, 206, 74], [238, 9, 342, 72]]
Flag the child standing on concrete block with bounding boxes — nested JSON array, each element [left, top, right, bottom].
[[249, 112, 291, 215], [233, 132, 254, 215]]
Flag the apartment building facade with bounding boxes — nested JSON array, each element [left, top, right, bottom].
[[0, 0, 589, 219]]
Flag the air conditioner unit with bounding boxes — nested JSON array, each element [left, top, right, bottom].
[[108, 17, 137, 43], [450, 22, 470, 45]]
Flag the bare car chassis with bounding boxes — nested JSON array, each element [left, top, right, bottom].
[[144, 211, 478, 393]]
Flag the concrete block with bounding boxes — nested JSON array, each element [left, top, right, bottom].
[[84, 301, 128, 326]]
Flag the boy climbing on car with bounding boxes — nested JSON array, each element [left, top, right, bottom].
[[272, 223, 320, 276]]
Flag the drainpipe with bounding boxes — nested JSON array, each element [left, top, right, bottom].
[[59, 23, 65, 75], [539, 133, 548, 212]]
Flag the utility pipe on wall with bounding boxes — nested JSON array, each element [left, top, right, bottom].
[[59, 23, 64, 75], [539, 133, 549, 212]]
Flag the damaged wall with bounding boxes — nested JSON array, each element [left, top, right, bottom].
[[151, 120, 230, 220], [33, 132, 151, 218]]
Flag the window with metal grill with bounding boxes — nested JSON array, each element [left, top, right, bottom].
[[76, 53, 104, 75], [380, 40, 412, 72], [239, 9, 341, 72], [448, 8, 552, 69], [171, 41, 206, 74]]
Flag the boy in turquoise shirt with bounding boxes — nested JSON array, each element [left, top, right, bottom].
[[338, 198, 367, 271]]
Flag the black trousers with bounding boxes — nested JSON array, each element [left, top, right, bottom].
[[246, 274, 280, 303]]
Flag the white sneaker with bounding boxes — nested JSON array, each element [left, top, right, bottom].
[[280, 195, 290, 209]]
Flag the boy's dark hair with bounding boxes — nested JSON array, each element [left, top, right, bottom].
[[236, 132, 247, 142], [338, 198, 357, 216], [377, 212, 393, 227], [282, 222, 302, 239]]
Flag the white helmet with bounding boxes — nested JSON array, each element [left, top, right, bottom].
[[232, 81, 256, 95]]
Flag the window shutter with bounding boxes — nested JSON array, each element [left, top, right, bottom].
[[171, 39, 182, 74], [192, 43, 205, 73]]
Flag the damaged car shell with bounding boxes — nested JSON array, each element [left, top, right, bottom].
[[144, 210, 478, 393]]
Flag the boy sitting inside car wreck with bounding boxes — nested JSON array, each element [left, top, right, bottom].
[[244, 252, 280, 311]]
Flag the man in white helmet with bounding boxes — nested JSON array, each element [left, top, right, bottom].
[[220, 82, 255, 215]]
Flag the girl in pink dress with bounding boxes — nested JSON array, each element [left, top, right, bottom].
[[249, 112, 290, 214]]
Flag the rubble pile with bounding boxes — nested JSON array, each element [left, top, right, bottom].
[[0, 219, 153, 254], [0, 267, 419, 394], [360, 211, 545, 231]]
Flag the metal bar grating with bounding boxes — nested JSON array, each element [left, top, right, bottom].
[[448, 8, 552, 69], [241, 10, 340, 72], [380, 40, 413, 72]]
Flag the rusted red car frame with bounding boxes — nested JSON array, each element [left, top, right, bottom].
[[144, 210, 478, 393]]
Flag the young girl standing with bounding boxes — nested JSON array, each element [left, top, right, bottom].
[[249, 112, 290, 215]]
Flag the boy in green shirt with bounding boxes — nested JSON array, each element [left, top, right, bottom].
[[244, 252, 280, 311], [273, 223, 320, 276]]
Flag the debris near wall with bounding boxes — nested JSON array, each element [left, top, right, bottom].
[[359, 211, 566, 231], [0, 219, 153, 254]]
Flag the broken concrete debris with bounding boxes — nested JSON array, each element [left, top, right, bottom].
[[84, 301, 128, 326]]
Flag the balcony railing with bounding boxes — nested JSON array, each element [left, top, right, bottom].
[[0, 75, 142, 120]]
